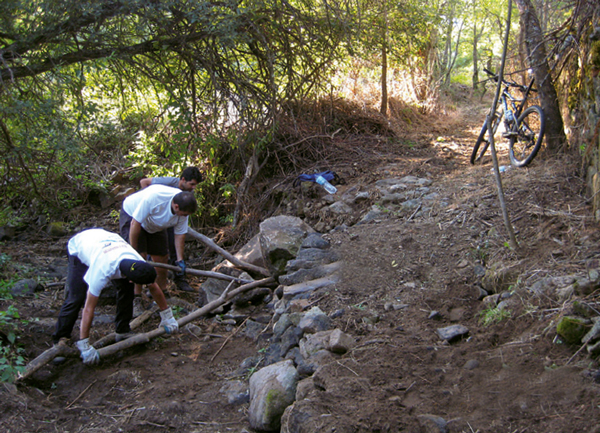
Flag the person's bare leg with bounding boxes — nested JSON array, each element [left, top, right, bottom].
[[146, 282, 168, 310], [151, 254, 169, 294]]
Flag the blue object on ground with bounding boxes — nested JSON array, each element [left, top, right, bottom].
[[294, 171, 336, 187]]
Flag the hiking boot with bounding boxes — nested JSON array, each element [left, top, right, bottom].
[[174, 276, 195, 292], [115, 332, 137, 342]]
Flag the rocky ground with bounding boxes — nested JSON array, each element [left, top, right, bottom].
[[2, 97, 600, 433]]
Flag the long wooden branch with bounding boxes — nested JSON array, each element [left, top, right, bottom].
[[18, 276, 275, 380], [186, 228, 270, 277], [146, 261, 254, 284], [96, 276, 275, 358], [93, 305, 160, 349], [17, 339, 79, 382]]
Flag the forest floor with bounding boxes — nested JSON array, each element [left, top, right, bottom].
[[2, 93, 600, 433]]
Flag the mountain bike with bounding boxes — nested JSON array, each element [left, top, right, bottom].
[[470, 68, 546, 167]]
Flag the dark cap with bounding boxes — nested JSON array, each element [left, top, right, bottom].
[[119, 259, 156, 284]]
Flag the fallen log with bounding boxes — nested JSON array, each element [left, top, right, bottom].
[[97, 276, 275, 359], [186, 228, 270, 277], [18, 276, 275, 377], [17, 338, 79, 382], [94, 305, 160, 349], [17, 306, 160, 382], [146, 260, 254, 284]]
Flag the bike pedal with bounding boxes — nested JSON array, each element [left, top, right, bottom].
[[502, 132, 518, 138]]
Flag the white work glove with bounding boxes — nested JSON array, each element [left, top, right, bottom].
[[76, 338, 100, 365], [159, 307, 179, 334]]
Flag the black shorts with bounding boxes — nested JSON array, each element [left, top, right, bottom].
[[119, 208, 168, 256]]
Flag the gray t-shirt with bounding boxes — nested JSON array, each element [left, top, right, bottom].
[[151, 177, 180, 189]]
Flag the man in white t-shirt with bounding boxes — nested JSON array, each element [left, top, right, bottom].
[[119, 184, 197, 306], [139, 167, 202, 292], [52, 228, 179, 365]]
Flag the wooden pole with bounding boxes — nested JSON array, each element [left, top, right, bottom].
[[96, 276, 275, 358], [18, 276, 276, 378], [146, 261, 254, 284], [186, 228, 270, 277], [17, 339, 79, 382]]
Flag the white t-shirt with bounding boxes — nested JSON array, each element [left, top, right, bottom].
[[67, 228, 144, 297], [122, 184, 189, 235]]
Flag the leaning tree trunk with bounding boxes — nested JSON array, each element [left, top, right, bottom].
[[514, 0, 568, 152], [473, 23, 480, 90], [380, 6, 388, 117], [380, 41, 388, 117]]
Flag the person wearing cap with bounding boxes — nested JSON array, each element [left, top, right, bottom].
[[139, 167, 202, 292], [52, 228, 179, 365], [120, 184, 197, 310]]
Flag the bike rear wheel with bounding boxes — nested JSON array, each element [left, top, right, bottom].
[[470, 115, 501, 165], [509, 105, 545, 167]]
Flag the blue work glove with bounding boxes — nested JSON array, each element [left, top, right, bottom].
[[175, 260, 186, 277], [159, 307, 179, 334], [76, 338, 100, 365]]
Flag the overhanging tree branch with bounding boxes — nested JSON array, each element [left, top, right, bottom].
[[1, 31, 213, 82]]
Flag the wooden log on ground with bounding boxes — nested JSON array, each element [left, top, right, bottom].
[[146, 261, 254, 284], [19, 277, 276, 375], [186, 228, 270, 277], [17, 339, 79, 382], [94, 305, 160, 349], [97, 276, 275, 359]]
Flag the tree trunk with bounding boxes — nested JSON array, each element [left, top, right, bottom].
[[380, 5, 388, 117], [514, 0, 568, 152], [473, 24, 479, 90], [380, 41, 388, 116]]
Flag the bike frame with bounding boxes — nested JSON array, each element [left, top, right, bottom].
[[492, 72, 535, 134], [495, 75, 536, 131]]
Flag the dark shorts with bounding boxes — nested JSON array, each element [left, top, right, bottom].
[[119, 208, 168, 256]]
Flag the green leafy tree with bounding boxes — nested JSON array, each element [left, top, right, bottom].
[[0, 0, 350, 224]]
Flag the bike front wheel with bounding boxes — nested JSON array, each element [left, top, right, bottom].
[[509, 105, 545, 167], [471, 115, 501, 165]]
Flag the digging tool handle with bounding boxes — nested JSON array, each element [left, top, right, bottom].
[[186, 228, 270, 277], [146, 261, 254, 284]]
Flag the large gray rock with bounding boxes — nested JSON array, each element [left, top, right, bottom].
[[283, 274, 341, 299], [230, 233, 268, 269], [259, 216, 315, 275], [249, 359, 299, 431], [298, 307, 331, 334], [11, 279, 43, 297], [201, 267, 254, 304], [279, 262, 341, 286]]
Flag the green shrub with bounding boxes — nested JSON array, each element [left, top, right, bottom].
[[0, 305, 27, 382]]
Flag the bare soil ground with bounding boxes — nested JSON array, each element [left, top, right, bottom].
[[2, 96, 600, 433]]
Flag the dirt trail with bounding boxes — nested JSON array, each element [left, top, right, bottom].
[[2, 100, 600, 433]]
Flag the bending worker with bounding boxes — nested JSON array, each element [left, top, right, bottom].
[[52, 228, 179, 365], [120, 184, 197, 309], [139, 166, 202, 292]]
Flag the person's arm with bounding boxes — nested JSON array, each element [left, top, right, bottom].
[[129, 219, 143, 251], [174, 233, 186, 262], [147, 282, 168, 310], [140, 178, 153, 189], [79, 292, 99, 340]]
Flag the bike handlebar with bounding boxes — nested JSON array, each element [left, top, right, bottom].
[[483, 68, 534, 93]]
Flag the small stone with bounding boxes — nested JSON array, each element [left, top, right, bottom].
[[436, 325, 469, 342], [457, 259, 469, 269], [428, 311, 442, 320], [463, 359, 480, 370]]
